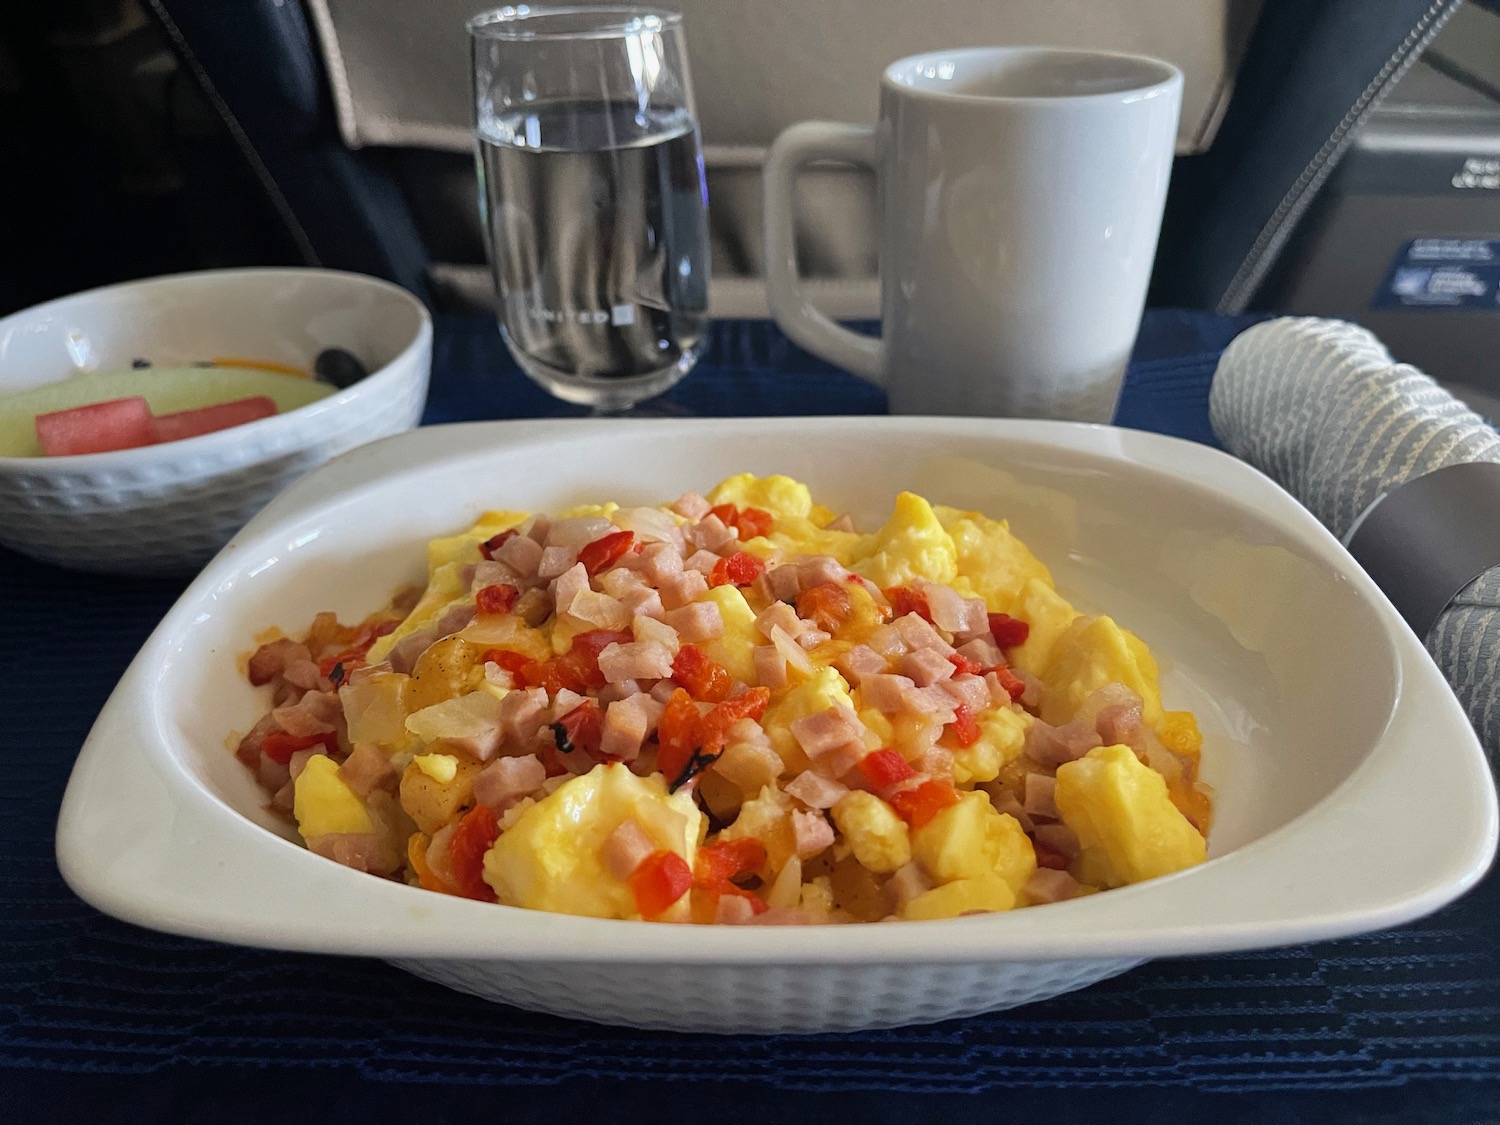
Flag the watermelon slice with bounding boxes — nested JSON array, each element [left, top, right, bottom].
[[150, 396, 278, 444], [34, 397, 155, 456]]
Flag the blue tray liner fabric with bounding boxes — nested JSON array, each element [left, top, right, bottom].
[[5, 311, 1498, 1103]]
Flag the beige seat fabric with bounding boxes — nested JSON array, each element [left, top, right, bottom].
[[306, 0, 1260, 315]]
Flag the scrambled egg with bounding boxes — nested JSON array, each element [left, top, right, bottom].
[[484, 764, 702, 920], [272, 474, 1211, 924], [1054, 744, 1207, 887]]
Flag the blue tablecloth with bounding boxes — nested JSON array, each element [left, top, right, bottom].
[[5, 313, 1498, 1125]]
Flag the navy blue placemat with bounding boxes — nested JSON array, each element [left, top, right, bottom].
[[5, 312, 1498, 1124]]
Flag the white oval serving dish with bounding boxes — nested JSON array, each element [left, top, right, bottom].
[[55, 417, 1497, 1033]]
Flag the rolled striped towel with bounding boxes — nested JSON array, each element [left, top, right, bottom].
[[1210, 317, 1500, 762]]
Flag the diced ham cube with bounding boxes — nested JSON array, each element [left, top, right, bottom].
[[989, 788, 1035, 832], [817, 740, 867, 781], [595, 679, 643, 705], [620, 585, 664, 621], [247, 638, 310, 687], [495, 533, 543, 578], [918, 745, 954, 779], [791, 809, 836, 857], [598, 640, 675, 685], [834, 644, 887, 685], [550, 562, 589, 615], [954, 597, 991, 640], [474, 754, 547, 811], [894, 613, 954, 654], [715, 893, 758, 924], [762, 564, 802, 603], [601, 694, 661, 761], [338, 742, 395, 797], [795, 628, 830, 650], [280, 659, 325, 693], [789, 705, 865, 759], [639, 541, 684, 584], [275, 687, 341, 734], [983, 670, 1015, 709], [473, 559, 521, 590], [498, 687, 549, 749], [687, 513, 736, 553], [601, 819, 657, 880], [1024, 772, 1059, 820], [957, 635, 1003, 669], [307, 832, 397, 876], [658, 569, 709, 610], [886, 861, 934, 908], [753, 644, 788, 690], [898, 648, 955, 687], [795, 555, 849, 588], [662, 600, 724, 643], [904, 684, 959, 718], [537, 545, 579, 580], [684, 549, 721, 575], [258, 751, 291, 794], [755, 601, 805, 641], [1096, 700, 1146, 750], [940, 674, 992, 713], [858, 673, 918, 713], [1023, 868, 1085, 904], [864, 624, 909, 660], [597, 567, 646, 599], [671, 491, 711, 520], [1024, 717, 1102, 766], [1033, 822, 1081, 860], [785, 770, 848, 810]]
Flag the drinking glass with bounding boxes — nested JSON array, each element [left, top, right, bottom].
[[469, 5, 710, 413]]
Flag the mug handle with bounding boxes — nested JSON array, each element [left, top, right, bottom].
[[763, 122, 885, 383]]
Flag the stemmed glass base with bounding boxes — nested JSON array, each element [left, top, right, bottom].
[[503, 330, 704, 417]]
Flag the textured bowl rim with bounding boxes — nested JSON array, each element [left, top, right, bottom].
[[55, 417, 1499, 965], [0, 267, 432, 472]]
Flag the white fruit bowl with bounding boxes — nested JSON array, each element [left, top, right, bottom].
[[55, 417, 1498, 1033], [0, 268, 431, 574]]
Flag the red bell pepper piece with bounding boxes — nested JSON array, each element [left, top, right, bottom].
[[629, 850, 693, 919], [551, 699, 604, 761], [475, 583, 519, 616], [260, 729, 338, 765], [890, 779, 961, 830], [709, 551, 765, 588], [796, 581, 853, 633], [694, 838, 766, 886], [447, 804, 500, 901], [947, 652, 986, 677], [884, 585, 932, 622], [735, 507, 774, 540], [671, 643, 732, 702], [578, 530, 635, 577], [947, 703, 982, 747], [988, 612, 1031, 649], [857, 748, 916, 790]]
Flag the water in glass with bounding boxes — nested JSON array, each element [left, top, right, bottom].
[[477, 99, 709, 409]]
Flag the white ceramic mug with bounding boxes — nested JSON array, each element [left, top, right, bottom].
[[763, 47, 1182, 420]]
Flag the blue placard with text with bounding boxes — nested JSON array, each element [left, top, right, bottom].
[[1373, 237, 1500, 309]]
